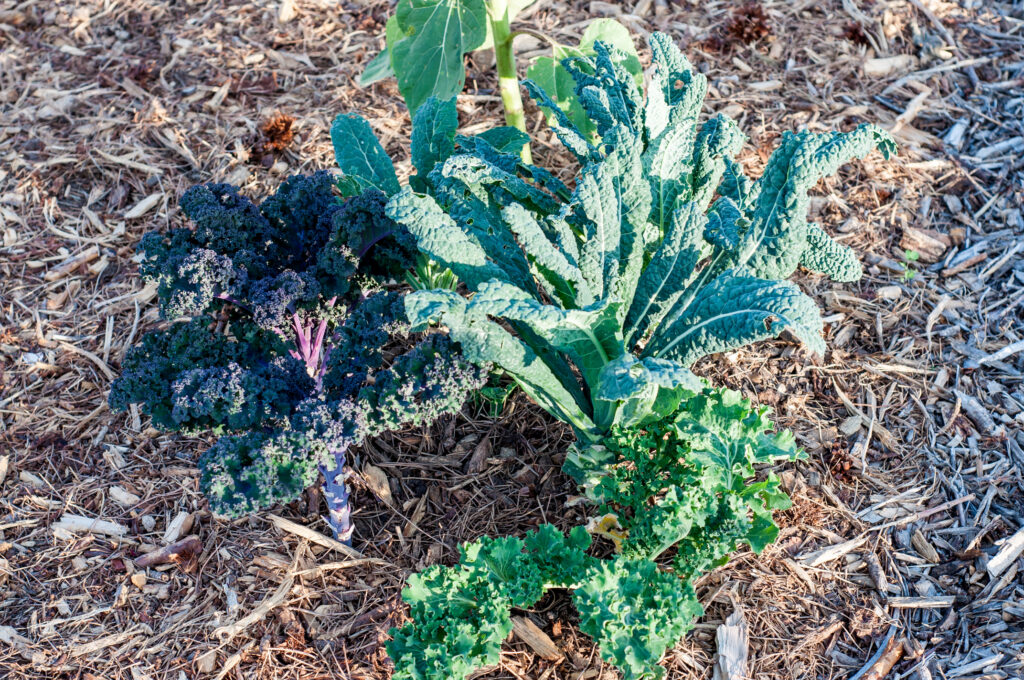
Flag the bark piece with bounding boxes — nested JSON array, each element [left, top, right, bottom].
[[511, 616, 563, 661], [900, 227, 950, 263]]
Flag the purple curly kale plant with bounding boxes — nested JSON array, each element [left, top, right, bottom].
[[110, 173, 486, 542]]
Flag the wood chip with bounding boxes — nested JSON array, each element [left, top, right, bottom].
[[268, 514, 371, 561], [888, 596, 955, 609], [44, 246, 99, 282], [511, 616, 563, 661], [123, 193, 164, 219], [163, 511, 192, 544], [863, 55, 914, 78], [900, 227, 949, 263], [713, 610, 748, 680], [986, 526, 1024, 579], [800, 537, 865, 567], [52, 513, 128, 537]]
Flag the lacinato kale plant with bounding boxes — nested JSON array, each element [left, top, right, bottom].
[[109, 173, 486, 542], [386, 33, 895, 456]]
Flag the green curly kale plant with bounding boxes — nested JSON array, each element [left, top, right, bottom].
[[109, 173, 486, 542], [387, 388, 799, 680], [390, 32, 894, 455]]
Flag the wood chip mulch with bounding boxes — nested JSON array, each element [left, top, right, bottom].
[[1, 0, 1022, 679]]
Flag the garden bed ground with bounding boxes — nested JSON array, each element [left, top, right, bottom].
[[1, 0, 1023, 678]]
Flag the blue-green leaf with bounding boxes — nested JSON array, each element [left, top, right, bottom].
[[649, 269, 826, 366], [386, 189, 510, 289], [411, 97, 459, 192], [330, 114, 400, 196]]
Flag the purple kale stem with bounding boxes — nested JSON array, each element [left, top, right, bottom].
[[319, 445, 353, 544], [310, 296, 336, 366], [292, 312, 312, 363]]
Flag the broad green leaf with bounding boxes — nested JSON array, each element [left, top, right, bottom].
[[359, 15, 401, 87], [526, 52, 594, 138], [389, 0, 488, 114], [359, 47, 394, 86], [649, 269, 826, 366], [508, 0, 538, 20], [330, 113, 400, 196], [411, 97, 459, 192]]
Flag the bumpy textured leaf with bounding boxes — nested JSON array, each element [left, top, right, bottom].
[[330, 114, 400, 196], [649, 269, 826, 366], [503, 203, 591, 307], [387, 189, 510, 290], [396, 30, 893, 439], [572, 141, 650, 309], [625, 201, 706, 346], [740, 124, 896, 279], [388, 0, 488, 114], [410, 97, 458, 192], [689, 114, 746, 210], [474, 126, 530, 154], [798, 224, 863, 282], [405, 289, 597, 436]]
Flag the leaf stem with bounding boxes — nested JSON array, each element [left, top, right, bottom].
[[487, 0, 532, 164]]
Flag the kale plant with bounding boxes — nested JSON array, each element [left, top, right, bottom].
[[385, 33, 895, 462], [109, 173, 486, 542], [359, 31, 896, 679], [387, 388, 799, 680], [323, 30, 895, 675]]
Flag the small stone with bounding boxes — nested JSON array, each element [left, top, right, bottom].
[[131, 573, 147, 588]]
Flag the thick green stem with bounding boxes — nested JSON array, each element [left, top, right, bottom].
[[487, 0, 532, 164]]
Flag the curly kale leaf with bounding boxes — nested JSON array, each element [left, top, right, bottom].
[[324, 188, 418, 280], [389, 534, 539, 680], [109, 317, 312, 433], [388, 524, 702, 680], [199, 430, 321, 517], [198, 397, 366, 518], [361, 334, 489, 436], [582, 387, 801, 563], [321, 291, 409, 400], [574, 557, 702, 680]]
